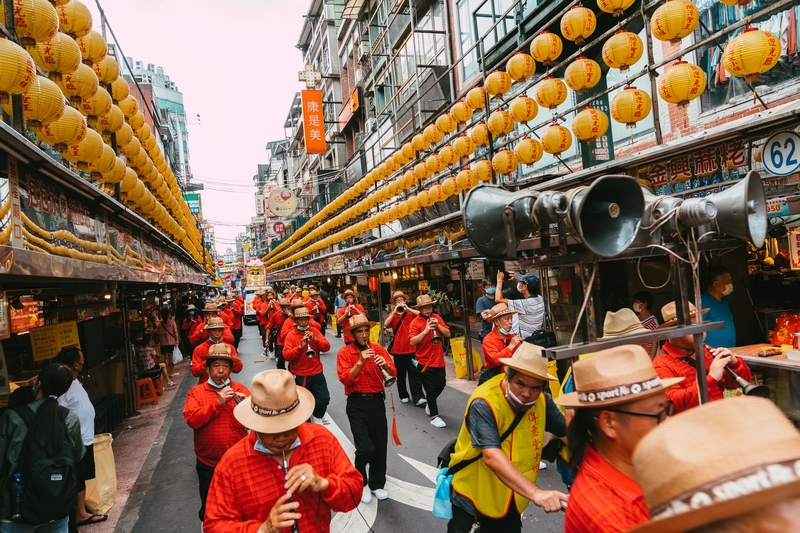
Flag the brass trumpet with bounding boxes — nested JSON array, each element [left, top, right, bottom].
[[382, 367, 397, 388], [726, 366, 770, 398], [430, 319, 442, 344]]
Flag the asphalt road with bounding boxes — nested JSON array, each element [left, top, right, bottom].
[[124, 324, 567, 532]]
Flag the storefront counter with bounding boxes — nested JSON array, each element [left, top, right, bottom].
[[733, 344, 800, 423]]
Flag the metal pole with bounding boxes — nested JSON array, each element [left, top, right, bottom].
[[458, 262, 474, 381], [672, 255, 709, 404], [376, 276, 384, 345]]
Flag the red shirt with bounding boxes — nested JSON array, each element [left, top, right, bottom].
[[183, 380, 249, 467], [230, 303, 243, 330], [266, 311, 288, 343], [190, 323, 235, 347], [283, 326, 331, 377], [278, 316, 321, 347], [481, 328, 518, 370], [336, 303, 366, 344], [653, 342, 752, 414], [184, 317, 205, 346], [219, 308, 234, 328], [305, 297, 327, 320], [409, 313, 449, 369], [203, 425, 362, 533], [337, 342, 397, 396], [565, 446, 650, 533], [191, 341, 243, 384], [389, 312, 416, 355]]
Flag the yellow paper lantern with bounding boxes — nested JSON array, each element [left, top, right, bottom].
[[387, 180, 398, 197], [451, 100, 472, 123], [397, 200, 409, 218], [414, 161, 432, 181], [373, 164, 386, 181], [75, 30, 107, 66], [530, 31, 563, 66], [417, 189, 432, 207], [436, 113, 458, 134], [118, 95, 139, 118], [412, 133, 430, 152], [3, 74, 64, 127], [514, 137, 544, 165], [453, 134, 476, 157], [541, 124, 573, 156], [92, 55, 118, 83], [571, 107, 609, 143], [487, 109, 515, 136], [393, 150, 408, 168], [721, 28, 781, 84], [470, 122, 491, 147], [485, 70, 512, 98], [402, 142, 416, 160], [130, 148, 147, 169], [651, 0, 700, 45], [113, 121, 132, 147], [508, 95, 538, 124], [135, 122, 152, 143], [85, 142, 116, 175], [126, 178, 145, 202], [535, 77, 567, 110], [127, 111, 144, 131], [565, 56, 602, 94], [7, 0, 59, 47], [658, 60, 706, 107], [364, 170, 376, 187], [56, 0, 93, 39], [456, 169, 478, 191], [506, 52, 536, 82], [403, 169, 418, 190], [719, 0, 751, 5], [36, 105, 86, 151], [382, 159, 396, 176], [429, 183, 447, 203], [611, 86, 652, 128], [439, 144, 458, 166], [407, 194, 420, 213], [100, 156, 125, 183], [426, 153, 446, 174], [561, 6, 596, 46], [55, 62, 97, 104], [423, 123, 444, 145], [598, 0, 635, 17], [492, 150, 518, 175], [0, 38, 36, 103], [473, 159, 493, 182], [602, 31, 643, 72], [110, 77, 129, 102], [442, 176, 460, 197], [119, 135, 141, 159], [62, 127, 103, 165], [31, 32, 81, 80], [465, 86, 486, 110], [79, 86, 111, 118]]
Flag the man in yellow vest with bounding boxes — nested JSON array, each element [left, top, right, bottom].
[[448, 343, 569, 532]]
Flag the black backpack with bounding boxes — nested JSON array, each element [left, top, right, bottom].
[[12, 404, 78, 525]]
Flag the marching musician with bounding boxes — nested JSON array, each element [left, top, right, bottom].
[[283, 307, 331, 425], [409, 294, 450, 429], [336, 289, 365, 346], [383, 291, 425, 406], [265, 298, 292, 370]]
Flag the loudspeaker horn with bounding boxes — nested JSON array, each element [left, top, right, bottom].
[[462, 185, 569, 259], [706, 170, 767, 249], [632, 189, 718, 246], [563, 175, 645, 257]]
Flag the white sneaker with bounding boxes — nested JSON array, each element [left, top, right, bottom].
[[361, 486, 372, 504], [540, 461, 547, 470], [400, 398, 409, 403], [309, 416, 323, 425], [425, 405, 430, 416], [372, 488, 389, 500], [431, 416, 446, 428], [416, 398, 427, 406]]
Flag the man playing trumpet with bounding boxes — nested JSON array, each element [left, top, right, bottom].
[[283, 307, 331, 425], [384, 291, 425, 406], [336, 289, 365, 346], [409, 294, 451, 428], [337, 314, 397, 504]]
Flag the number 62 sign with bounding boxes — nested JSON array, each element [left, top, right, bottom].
[[763, 131, 800, 177]]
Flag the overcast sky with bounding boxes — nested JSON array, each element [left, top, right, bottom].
[[86, 0, 308, 252]]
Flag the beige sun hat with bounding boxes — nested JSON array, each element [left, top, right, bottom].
[[554, 345, 684, 408], [413, 294, 437, 309], [391, 290, 410, 303], [279, 298, 292, 307], [202, 303, 219, 313], [200, 342, 240, 363], [631, 397, 800, 533], [234, 370, 315, 434], [293, 307, 312, 319], [342, 289, 356, 298], [499, 342, 557, 381], [485, 303, 517, 323], [203, 317, 226, 330], [290, 299, 306, 309], [600, 308, 648, 339], [658, 301, 710, 329], [343, 313, 377, 334]]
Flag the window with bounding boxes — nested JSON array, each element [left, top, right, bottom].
[[606, 29, 654, 147], [416, 2, 447, 67], [456, 0, 517, 80]]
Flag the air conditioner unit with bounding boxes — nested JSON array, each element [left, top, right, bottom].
[[365, 118, 377, 132], [291, 150, 302, 157], [354, 68, 363, 87], [358, 46, 370, 62]]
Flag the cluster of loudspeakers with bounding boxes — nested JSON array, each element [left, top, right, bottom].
[[462, 171, 767, 260]]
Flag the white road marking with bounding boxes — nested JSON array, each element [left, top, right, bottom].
[[397, 454, 439, 485]]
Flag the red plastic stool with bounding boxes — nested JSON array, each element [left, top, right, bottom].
[[152, 377, 164, 396], [136, 378, 159, 410]]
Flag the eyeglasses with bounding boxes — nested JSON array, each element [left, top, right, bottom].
[[603, 400, 674, 424]]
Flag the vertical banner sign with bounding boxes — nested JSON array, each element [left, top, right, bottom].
[[6, 158, 22, 248], [788, 224, 800, 270], [301, 90, 327, 154]]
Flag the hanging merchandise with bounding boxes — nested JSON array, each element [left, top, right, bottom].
[[514, 137, 544, 165], [470, 122, 491, 146], [541, 123, 573, 156], [658, 60, 706, 107], [611, 86, 652, 127], [466, 86, 486, 109], [487, 109, 516, 136], [485, 70, 512, 98], [571, 107, 609, 143], [650, 0, 700, 44], [560, 6, 597, 46], [721, 28, 781, 83], [492, 149, 519, 175], [508, 95, 539, 124], [597, 0, 635, 16], [506, 52, 536, 82], [535, 77, 568, 110], [602, 31, 644, 71], [565, 56, 601, 94], [530, 31, 563, 66], [451, 100, 473, 123]]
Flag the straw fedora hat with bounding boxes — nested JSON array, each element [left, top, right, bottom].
[[499, 342, 557, 381], [658, 301, 710, 329], [600, 308, 648, 339], [343, 313, 377, 334], [342, 289, 356, 298], [290, 299, 306, 309], [265, 289, 276, 298], [293, 307, 312, 319], [202, 303, 219, 313], [555, 345, 684, 408], [308, 289, 319, 296], [631, 397, 800, 533], [391, 290, 410, 303], [200, 342, 240, 363], [486, 303, 516, 323], [413, 294, 437, 308], [279, 298, 292, 307], [234, 370, 315, 434], [186, 304, 196, 311], [203, 317, 226, 330]]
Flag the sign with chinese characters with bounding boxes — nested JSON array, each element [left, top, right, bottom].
[[267, 189, 297, 218], [29, 321, 81, 362], [301, 90, 327, 154], [338, 88, 360, 129], [10, 298, 43, 333], [788, 224, 800, 270]]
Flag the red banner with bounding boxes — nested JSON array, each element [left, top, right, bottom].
[[301, 90, 327, 154]]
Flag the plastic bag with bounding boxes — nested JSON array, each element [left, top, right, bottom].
[[432, 467, 453, 519], [172, 345, 183, 366], [370, 324, 380, 344], [771, 313, 798, 346], [85, 434, 117, 515], [451, 337, 482, 379]]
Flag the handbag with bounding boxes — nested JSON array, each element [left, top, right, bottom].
[[172, 345, 183, 365], [526, 313, 557, 348]]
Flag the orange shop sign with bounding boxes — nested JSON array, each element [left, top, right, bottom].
[[301, 90, 326, 154], [339, 88, 360, 129]]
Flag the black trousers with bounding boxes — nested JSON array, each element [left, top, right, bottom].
[[346, 394, 388, 490], [420, 367, 446, 417], [294, 372, 330, 419], [319, 313, 327, 335], [478, 365, 503, 385], [196, 459, 215, 522], [232, 328, 242, 350], [392, 352, 425, 403], [275, 345, 286, 370], [257, 323, 266, 342], [448, 502, 521, 533]]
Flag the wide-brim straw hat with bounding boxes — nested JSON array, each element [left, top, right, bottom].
[[486, 303, 516, 323], [200, 342, 240, 363], [186, 304, 196, 311], [308, 289, 319, 296], [391, 291, 410, 303], [265, 289, 276, 298], [413, 294, 437, 308], [658, 301, 710, 329], [555, 345, 683, 408], [600, 308, 648, 339], [342, 289, 356, 298], [631, 397, 800, 533], [202, 303, 219, 313], [499, 342, 557, 381], [293, 307, 312, 319], [290, 298, 306, 309], [203, 317, 226, 330], [234, 370, 315, 434], [343, 313, 376, 333]]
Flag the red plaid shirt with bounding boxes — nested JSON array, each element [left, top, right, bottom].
[[278, 316, 321, 347], [389, 312, 416, 355], [565, 446, 649, 533], [283, 326, 331, 376], [183, 379, 249, 467], [409, 313, 449, 369], [481, 328, 517, 370], [191, 341, 242, 384], [337, 342, 396, 396], [203, 425, 362, 533], [306, 298, 327, 320], [336, 303, 365, 344], [190, 323, 235, 347]]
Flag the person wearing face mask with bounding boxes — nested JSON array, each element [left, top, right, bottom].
[[192, 317, 242, 384], [476, 278, 497, 342], [479, 303, 523, 385], [494, 271, 545, 342], [700, 266, 737, 349], [409, 294, 451, 428], [632, 291, 659, 356], [283, 308, 331, 424], [183, 343, 249, 522], [447, 343, 568, 533], [384, 291, 425, 405]]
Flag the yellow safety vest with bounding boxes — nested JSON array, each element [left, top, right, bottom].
[[450, 374, 546, 518]]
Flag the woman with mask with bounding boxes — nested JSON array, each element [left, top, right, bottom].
[[633, 291, 659, 356], [700, 266, 737, 349], [475, 279, 497, 342], [479, 304, 523, 385]]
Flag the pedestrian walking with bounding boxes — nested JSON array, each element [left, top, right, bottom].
[[383, 291, 425, 406], [157, 310, 180, 378], [333, 288, 346, 338], [282, 307, 331, 424], [409, 294, 450, 428]]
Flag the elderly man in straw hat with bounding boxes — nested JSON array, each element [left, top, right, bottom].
[[266, 298, 293, 370], [181, 303, 203, 349], [183, 343, 249, 522], [229, 294, 244, 350], [203, 370, 363, 533], [631, 397, 800, 533], [652, 301, 752, 414], [383, 290, 425, 405], [192, 317, 242, 384], [305, 289, 327, 324], [556, 345, 683, 533], [190, 302, 235, 347], [283, 307, 331, 424], [337, 289, 366, 345], [479, 303, 523, 385], [337, 314, 397, 504], [409, 293, 451, 428], [448, 343, 568, 533]]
